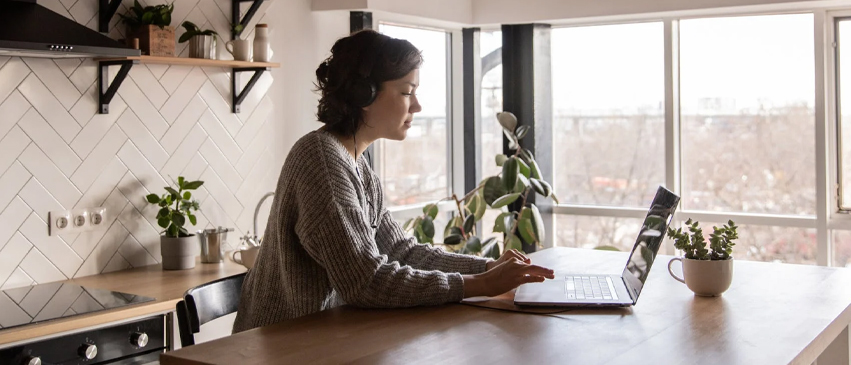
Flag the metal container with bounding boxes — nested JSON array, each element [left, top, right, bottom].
[[188, 34, 216, 59], [197, 227, 233, 263]]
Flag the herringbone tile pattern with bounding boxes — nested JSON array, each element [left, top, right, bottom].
[[0, 0, 278, 289]]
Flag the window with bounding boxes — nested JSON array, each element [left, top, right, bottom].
[[838, 18, 851, 210], [551, 23, 666, 209], [680, 14, 815, 216], [377, 24, 451, 207], [480, 30, 503, 242]]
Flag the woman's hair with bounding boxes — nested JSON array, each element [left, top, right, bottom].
[[315, 29, 422, 136]]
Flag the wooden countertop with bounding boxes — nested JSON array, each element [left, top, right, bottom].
[[0, 258, 246, 347], [161, 248, 851, 365]]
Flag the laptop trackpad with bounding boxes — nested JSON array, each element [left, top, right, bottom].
[[515, 278, 565, 303]]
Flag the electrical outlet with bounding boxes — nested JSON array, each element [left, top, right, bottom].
[[48, 207, 107, 236]]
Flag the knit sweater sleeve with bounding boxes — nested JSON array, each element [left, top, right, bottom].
[[293, 138, 465, 307], [374, 209, 491, 274]]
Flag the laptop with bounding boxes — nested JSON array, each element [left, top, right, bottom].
[[514, 186, 680, 307]]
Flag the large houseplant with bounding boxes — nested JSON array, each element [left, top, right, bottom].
[[404, 111, 559, 258], [145, 176, 203, 270], [119, 1, 175, 57], [666, 219, 738, 296]]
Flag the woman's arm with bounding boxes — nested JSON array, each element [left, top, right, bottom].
[[373, 209, 491, 275], [297, 200, 465, 307]]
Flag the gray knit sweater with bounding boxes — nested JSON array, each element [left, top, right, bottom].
[[232, 130, 490, 333]]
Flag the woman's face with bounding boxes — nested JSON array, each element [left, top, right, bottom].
[[361, 68, 422, 141]]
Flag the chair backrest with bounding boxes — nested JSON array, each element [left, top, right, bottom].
[[176, 272, 246, 347]]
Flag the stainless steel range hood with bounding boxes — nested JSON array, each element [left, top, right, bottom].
[[0, 0, 140, 58]]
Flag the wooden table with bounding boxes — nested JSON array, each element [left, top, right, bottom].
[[0, 258, 246, 347], [160, 248, 851, 365]]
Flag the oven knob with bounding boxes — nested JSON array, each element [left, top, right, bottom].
[[130, 332, 149, 347], [23, 357, 41, 365], [78, 343, 97, 360]]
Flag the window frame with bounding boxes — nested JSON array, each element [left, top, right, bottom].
[[370, 16, 464, 218]]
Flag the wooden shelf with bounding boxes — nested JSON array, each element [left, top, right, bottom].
[[94, 55, 280, 69]]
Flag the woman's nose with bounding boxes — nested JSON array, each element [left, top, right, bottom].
[[410, 95, 422, 113]]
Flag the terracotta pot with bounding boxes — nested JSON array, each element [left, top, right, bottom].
[[160, 234, 199, 270]]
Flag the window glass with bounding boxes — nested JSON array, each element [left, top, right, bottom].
[[838, 19, 851, 209], [378, 24, 450, 206], [551, 23, 666, 208], [555, 215, 644, 252], [680, 14, 815, 215]]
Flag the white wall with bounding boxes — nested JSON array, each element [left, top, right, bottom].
[[0, 0, 350, 291]]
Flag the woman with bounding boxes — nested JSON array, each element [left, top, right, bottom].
[[233, 30, 554, 333]]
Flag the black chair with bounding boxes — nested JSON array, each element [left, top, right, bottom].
[[175, 272, 247, 347]]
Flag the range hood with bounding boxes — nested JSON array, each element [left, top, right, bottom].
[[0, 0, 140, 58]]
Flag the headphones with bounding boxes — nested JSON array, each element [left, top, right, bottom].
[[349, 35, 389, 108]]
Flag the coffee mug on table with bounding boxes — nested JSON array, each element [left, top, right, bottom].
[[231, 245, 260, 269], [225, 39, 251, 61], [668, 257, 733, 296]]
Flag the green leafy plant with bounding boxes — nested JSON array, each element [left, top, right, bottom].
[[178, 21, 218, 43], [118, 0, 174, 31], [666, 219, 738, 260], [403, 111, 559, 258], [145, 176, 204, 238]]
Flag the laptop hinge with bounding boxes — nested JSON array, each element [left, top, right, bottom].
[[622, 277, 637, 304]]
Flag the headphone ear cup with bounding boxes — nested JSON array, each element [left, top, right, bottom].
[[349, 78, 377, 108]]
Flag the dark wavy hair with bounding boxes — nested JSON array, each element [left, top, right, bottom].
[[315, 30, 423, 136]]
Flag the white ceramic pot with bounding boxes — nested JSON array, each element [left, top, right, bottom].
[[188, 35, 216, 59], [668, 257, 733, 296], [160, 235, 200, 270]]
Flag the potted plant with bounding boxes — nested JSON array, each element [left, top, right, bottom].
[[118, 0, 175, 57], [404, 111, 559, 258], [145, 176, 204, 270], [179, 21, 217, 59], [666, 219, 739, 296]]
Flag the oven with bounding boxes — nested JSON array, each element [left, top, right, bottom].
[[0, 315, 166, 365]]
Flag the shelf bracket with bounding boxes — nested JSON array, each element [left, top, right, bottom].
[[99, 0, 123, 33], [232, 67, 268, 113], [232, 0, 265, 40], [98, 60, 136, 114]]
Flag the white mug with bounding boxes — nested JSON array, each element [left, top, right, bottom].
[[225, 39, 251, 61], [231, 246, 260, 269]]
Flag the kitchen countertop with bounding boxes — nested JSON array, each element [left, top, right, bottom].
[[0, 258, 246, 347]]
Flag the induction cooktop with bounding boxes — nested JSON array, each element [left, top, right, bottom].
[[0, 282, 155, 330]]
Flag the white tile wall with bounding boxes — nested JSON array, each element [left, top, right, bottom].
[[0, 0, 276, 290]]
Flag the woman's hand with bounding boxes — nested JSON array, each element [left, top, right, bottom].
[[486, 249, 530, 271], [463, 257, 555, 298]]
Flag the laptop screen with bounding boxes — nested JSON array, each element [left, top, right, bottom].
[[621, 186, 680, 303]]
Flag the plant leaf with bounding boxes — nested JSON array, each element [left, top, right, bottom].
[[157, 217, 170, 229], [178, 32, 194, 43], [530, 204, 545, 244], [517, 158, 530, 178], [495, 154, 508, 167], [517, 211, 537, 244], [165, 187, 179, 198], [528, 158, 542, 180], [183, 191, 191, 200], [423, 203, 438, 220], [444, 234, 463, 245], [184, 181, 204, 190], [157, 207, 169, 219], [502, 157, 518, 191], [172, 213, 185, 227], [505, 234, 522, 252], [167, 223, 179, 237], [491, 193, 521, 209], [421, 216, 435, 239], [482, 176, 505, 206], [463, 214, 475, 235], [464, 236, 482, 253], [146, 194, 161, 204], [492, 212, 513, 233], [496, 111, 518, 133], [188, 213, 197, 226], [481, 237, 500, 259], [515, 125, 530, 140], [514, 174, 529, 194], [529, 178, 546, 197]]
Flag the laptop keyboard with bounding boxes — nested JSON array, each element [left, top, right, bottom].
[[565, 276, 617, 300]]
